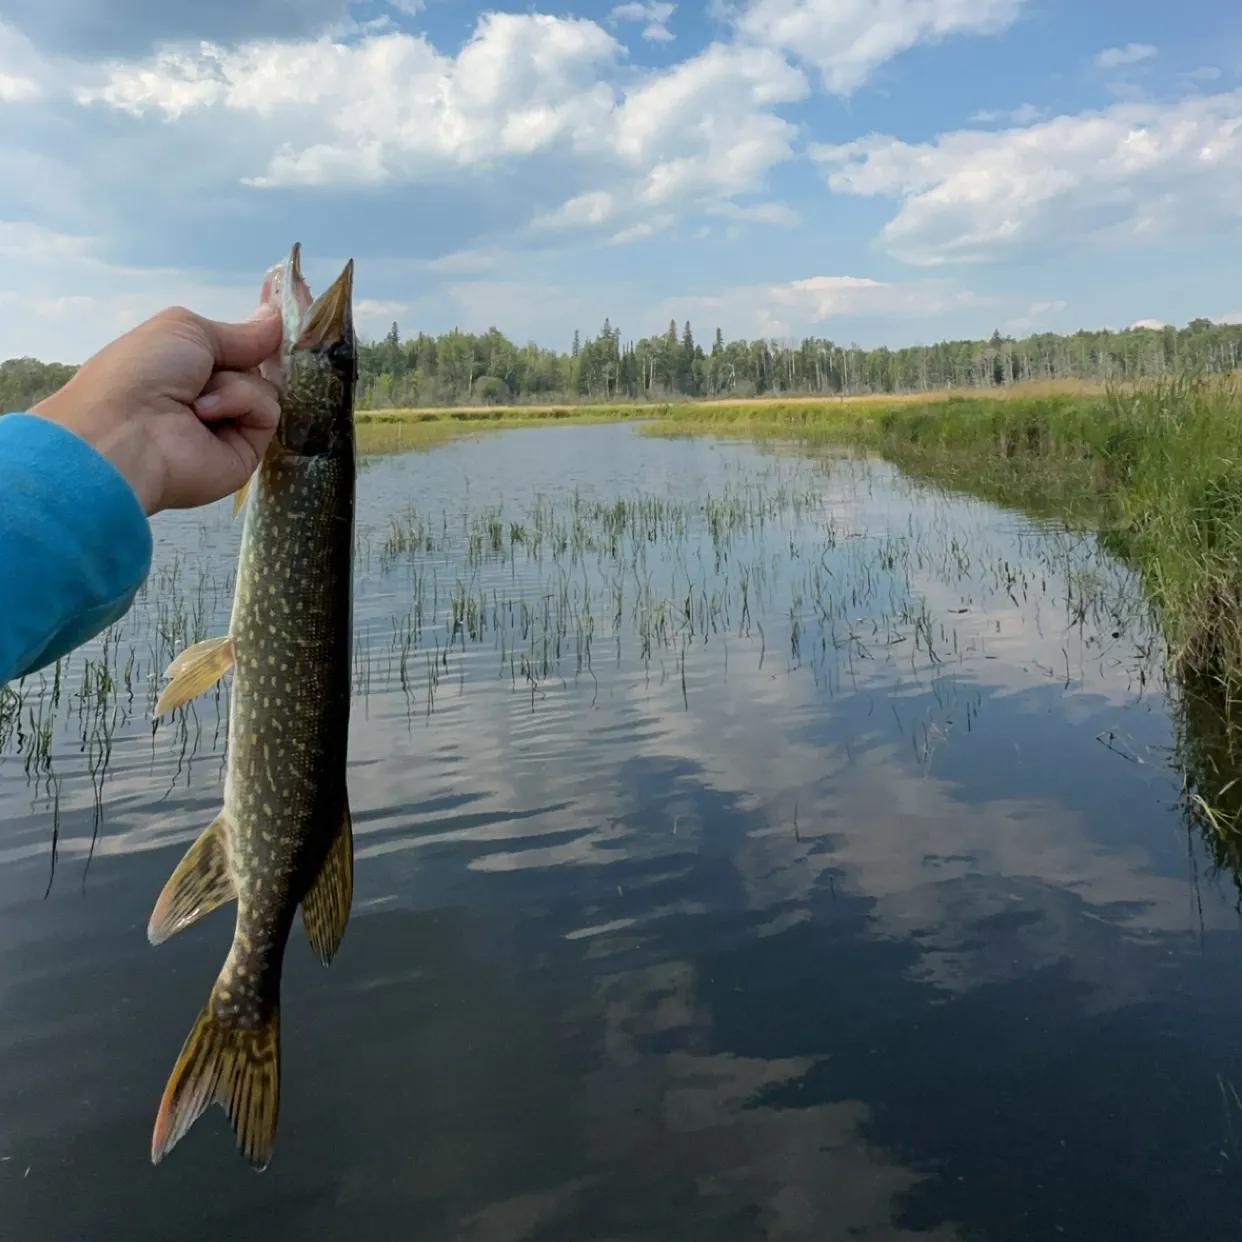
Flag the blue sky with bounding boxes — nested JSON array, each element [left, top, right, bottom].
[[1, 0, 1241, 362]]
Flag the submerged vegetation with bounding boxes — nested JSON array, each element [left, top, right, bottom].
[[658, 378, 1242, 701]]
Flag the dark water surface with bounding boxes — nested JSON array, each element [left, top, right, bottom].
[[3, 424, 1241, 1241]]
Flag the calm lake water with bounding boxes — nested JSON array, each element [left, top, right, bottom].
[[3, 423, 1242, 1241]]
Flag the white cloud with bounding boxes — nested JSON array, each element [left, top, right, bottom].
[[1003, 299, 1066, 334], [971, 102, 1043, 125], [707, 200, 801, 226], [608, 218, 673, 244], [520, 41, 807, 237], [72, 18, 807, 243], [729, 0, 1024, 94], [0, 71, 40, 100], [651, 273, 977, 338], [0, 271, 257, 363], [609, 1, 676, 43], [0, 218, 322, 361], [0, 18, 51, 100], [0, 219, 94, 263], [1184, 66, 1222, 85], [812, 89, 1242, 266], [532, 190, 617, 232], [1095, 43, 1156, 70], [77, 16, 625, 172], [1130, 317, 1166, 330], [441, 279, 602, 344], [416, 249, 497, 275], [355, 297, 409, 322]]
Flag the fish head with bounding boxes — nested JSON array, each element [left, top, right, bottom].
[[260, 244, 357, 457]]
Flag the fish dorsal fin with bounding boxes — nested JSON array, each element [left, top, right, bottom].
[[148, 813, 237, 945], [301, 800, 354, 966], [153, 635, 235, 718]]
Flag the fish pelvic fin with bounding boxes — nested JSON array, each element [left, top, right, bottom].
[[301, 800, 354, 966], [151, 1001, 281, 1171], [232, 476, 252, 518], [153, 635, 235, 718], [148, 813, 236, 945]]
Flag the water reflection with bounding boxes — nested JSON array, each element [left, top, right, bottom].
[[2, 424, 1241, 1241]]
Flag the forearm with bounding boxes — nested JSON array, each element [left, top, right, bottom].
[[0, 413, 153, 683]]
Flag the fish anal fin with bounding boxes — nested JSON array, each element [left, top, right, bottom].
[[153, 636, 235, 718], [301, 800, 354, 966], [151, 1003, 280, 1171], [148, 813, 236, 945]]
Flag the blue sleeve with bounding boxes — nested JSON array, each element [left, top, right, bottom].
[[0, 413, 153, 684]]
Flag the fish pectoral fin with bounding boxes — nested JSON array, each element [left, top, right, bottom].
[[151, 1002, 280, 1171], [301, 800, 354, 966], [232, 475, 252, 518], [153, 635, 236, 718], [148, 813, 237, 945]]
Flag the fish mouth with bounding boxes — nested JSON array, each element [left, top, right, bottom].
[[296, 258, 354, 350]]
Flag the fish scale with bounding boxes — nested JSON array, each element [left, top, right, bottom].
[[143, 242, 358, 1171]]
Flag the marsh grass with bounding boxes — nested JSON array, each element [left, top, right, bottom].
[[362, 377, 1103, 424]]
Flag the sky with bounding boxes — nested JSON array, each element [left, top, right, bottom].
[[1, 0, 1241, 362]]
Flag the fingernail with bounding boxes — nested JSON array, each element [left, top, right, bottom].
[[249, 303, 280, 323], [195, 392, 222, 413]]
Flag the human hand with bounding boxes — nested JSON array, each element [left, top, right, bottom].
[[30, 304, 284, 516]]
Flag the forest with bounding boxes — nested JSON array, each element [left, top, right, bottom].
[[4, 315, 1242, 412]]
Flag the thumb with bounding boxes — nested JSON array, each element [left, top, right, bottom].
[[201, 303, 283, 371]]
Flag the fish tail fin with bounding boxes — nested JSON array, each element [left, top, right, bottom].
[[151, 1000, 280, 1171]]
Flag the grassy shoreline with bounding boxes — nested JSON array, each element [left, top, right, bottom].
[[357, 376, 1104, 424]]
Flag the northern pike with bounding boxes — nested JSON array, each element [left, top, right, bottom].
[[147, 243, 358, 1170]]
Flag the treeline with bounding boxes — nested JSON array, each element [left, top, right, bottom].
[[357, 316, 1242, 406], [0, 357, 77, 412], [5, 316, 1242, 412]]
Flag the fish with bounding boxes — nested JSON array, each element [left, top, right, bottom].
[[146, 242, 358, 1171]]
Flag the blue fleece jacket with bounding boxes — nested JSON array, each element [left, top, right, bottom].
[[0, 412, 153, 683]]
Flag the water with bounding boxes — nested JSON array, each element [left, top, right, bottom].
[[2, 423, 1241, 1240]]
